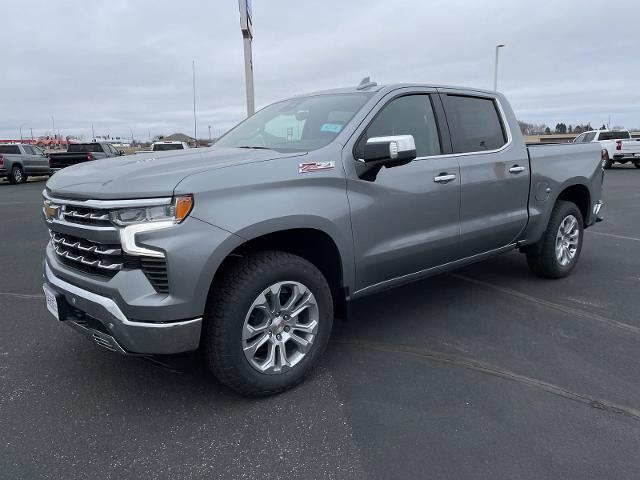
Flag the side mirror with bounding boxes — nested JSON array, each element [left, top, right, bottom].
[[363, 135, 416, 166]]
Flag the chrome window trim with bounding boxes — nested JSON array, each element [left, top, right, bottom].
[[413, 95, 512, 161], [43, 190, 172, 209], [354, 94, 513, 163]]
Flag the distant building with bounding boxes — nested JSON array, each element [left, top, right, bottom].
[[163, 133, 197, 147]]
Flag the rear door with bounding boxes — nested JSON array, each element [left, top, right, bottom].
[[346, 90, 461, 292], [440, 91, 530, 257]]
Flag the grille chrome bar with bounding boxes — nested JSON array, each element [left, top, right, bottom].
[[53, 244, 123, 271], [63, 209, 110, 221], [51, 233, 121, 256]]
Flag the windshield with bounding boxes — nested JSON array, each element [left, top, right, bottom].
[[152, 143, 185, 151], [215, 93, 372, 152], [68, 143, 104, 153]]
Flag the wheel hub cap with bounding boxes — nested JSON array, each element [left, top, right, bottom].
[[555, 214, 580, 266], [242, 281, 319, 375]]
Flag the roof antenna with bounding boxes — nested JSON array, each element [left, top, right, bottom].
[[357, 77, 377, 90]]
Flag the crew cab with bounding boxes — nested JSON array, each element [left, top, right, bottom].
[[573, 129, 640, 168], [42, 80, 604, 396], [0, 143, 51, 184], [48, 142, 124, 171]]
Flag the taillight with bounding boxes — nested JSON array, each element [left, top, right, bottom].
[[86, 153, 95, 161], [616, 140, 622, 151], [0, 155, 4, 167]]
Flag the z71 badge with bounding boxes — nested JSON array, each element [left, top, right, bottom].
[[298, 161, 335, 174]]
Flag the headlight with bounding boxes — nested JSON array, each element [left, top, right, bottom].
[[110, 195, 193, 226]]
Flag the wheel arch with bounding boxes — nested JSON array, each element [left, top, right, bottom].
[[206, 225, 352, 320]]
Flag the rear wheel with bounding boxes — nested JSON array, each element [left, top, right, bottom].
[[202, 251, 333, 396], [9, 165, 26, 184], [602, 153, 613, 169], [634, 162, 640, 169], [526, 200, 583, 279]]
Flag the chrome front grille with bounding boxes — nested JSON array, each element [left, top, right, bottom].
[[61, 205, 112, 227], [51, 232, 123, 274]]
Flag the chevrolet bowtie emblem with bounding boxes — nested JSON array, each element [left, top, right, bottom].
[[43, 202, 60, 221]]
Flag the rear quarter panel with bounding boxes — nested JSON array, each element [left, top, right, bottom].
[[520, 142, 603, 245]]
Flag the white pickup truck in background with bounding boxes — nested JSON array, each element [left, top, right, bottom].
[[573, 129, 640, 169]]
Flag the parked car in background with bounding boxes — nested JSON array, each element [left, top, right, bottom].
[[42, 81, 604, 396], [151, 141, 190, 152], [48, 142, 124, 171], [0, 143, 51, 184], [573, 129, 640, 168]]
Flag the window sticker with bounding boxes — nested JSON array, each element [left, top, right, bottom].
[[320, 123, 343, 133]]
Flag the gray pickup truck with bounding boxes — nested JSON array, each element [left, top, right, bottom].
[[0, 143, 51, 184], [42, 80, 604, 395]]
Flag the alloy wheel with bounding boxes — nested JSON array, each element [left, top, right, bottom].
[[555, 214, 580, 266], [242, 281, 319, 374]]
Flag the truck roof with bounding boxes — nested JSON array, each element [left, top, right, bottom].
[[297, 81, 499, 98]]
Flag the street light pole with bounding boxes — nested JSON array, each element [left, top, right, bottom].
[[192, 60, 198, 146], [208, 125, 212, 142], [493, 44, 505, 91], [239, 0, 255, 117], [19, 123, 27, 142]]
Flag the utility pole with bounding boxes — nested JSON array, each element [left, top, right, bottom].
[[493, 44, 505, 91], [208, 125, 212, 142], [51, 115, 56, 146], [30, 128, 33, 141], [192, 60, 198, 146], [19, 123, 27, 142], [91, 124, 95, 141], [239, 0, 255, 116]]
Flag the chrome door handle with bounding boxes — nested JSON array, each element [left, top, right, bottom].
[[509, 166, 526, 174], [434, 174, 457, 183]]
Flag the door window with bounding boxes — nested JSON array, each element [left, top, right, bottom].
[[573, 133, 586, 143], [443, 95, 507, 153], [358, 95, 442, 158], [583, 132, 597, 142], [0, 145, 21, 154]]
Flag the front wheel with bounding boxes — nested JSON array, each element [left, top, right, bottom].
[[202, 251, 333, 396], [8, 166, 26, 184], [526, 200, 584, 279]]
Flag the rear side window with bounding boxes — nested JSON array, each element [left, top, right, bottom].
[[359, 94, 442, 158], [443, 95, 507, 153], [68, 143, 105, 153], [583, 132, 597, 142], [0, 145, 21, 154], [599, 131, 630, 140]]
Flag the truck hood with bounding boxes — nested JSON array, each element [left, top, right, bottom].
[[46, 147, 305, 200]]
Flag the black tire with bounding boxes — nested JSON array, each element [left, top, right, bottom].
[[202, 251, 333, 396], [8, 165, 26, 184], [602, 153, 613, 169], [526, 200, 584, 279], [634, 162, 640, 169]]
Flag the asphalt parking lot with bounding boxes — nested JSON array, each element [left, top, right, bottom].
[[1, 168, 639, 479]]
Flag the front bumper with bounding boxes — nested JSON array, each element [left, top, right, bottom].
[[43, 262, 202, 355]]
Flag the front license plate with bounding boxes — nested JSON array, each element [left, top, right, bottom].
[[43, 284, 59, 320]]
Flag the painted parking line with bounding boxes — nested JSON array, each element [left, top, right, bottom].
[[588, 231, 640, 242], [447, 273, 640, 337], [335, 339, 640, 422], [0, 292, 44, 300]]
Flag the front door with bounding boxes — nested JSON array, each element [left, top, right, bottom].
[[346, 93, 461, 293]]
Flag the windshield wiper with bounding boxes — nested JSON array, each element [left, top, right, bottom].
[[237, 146, 272, 150]]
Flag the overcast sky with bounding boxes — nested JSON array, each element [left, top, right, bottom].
[[1, 0, 638, 141]]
